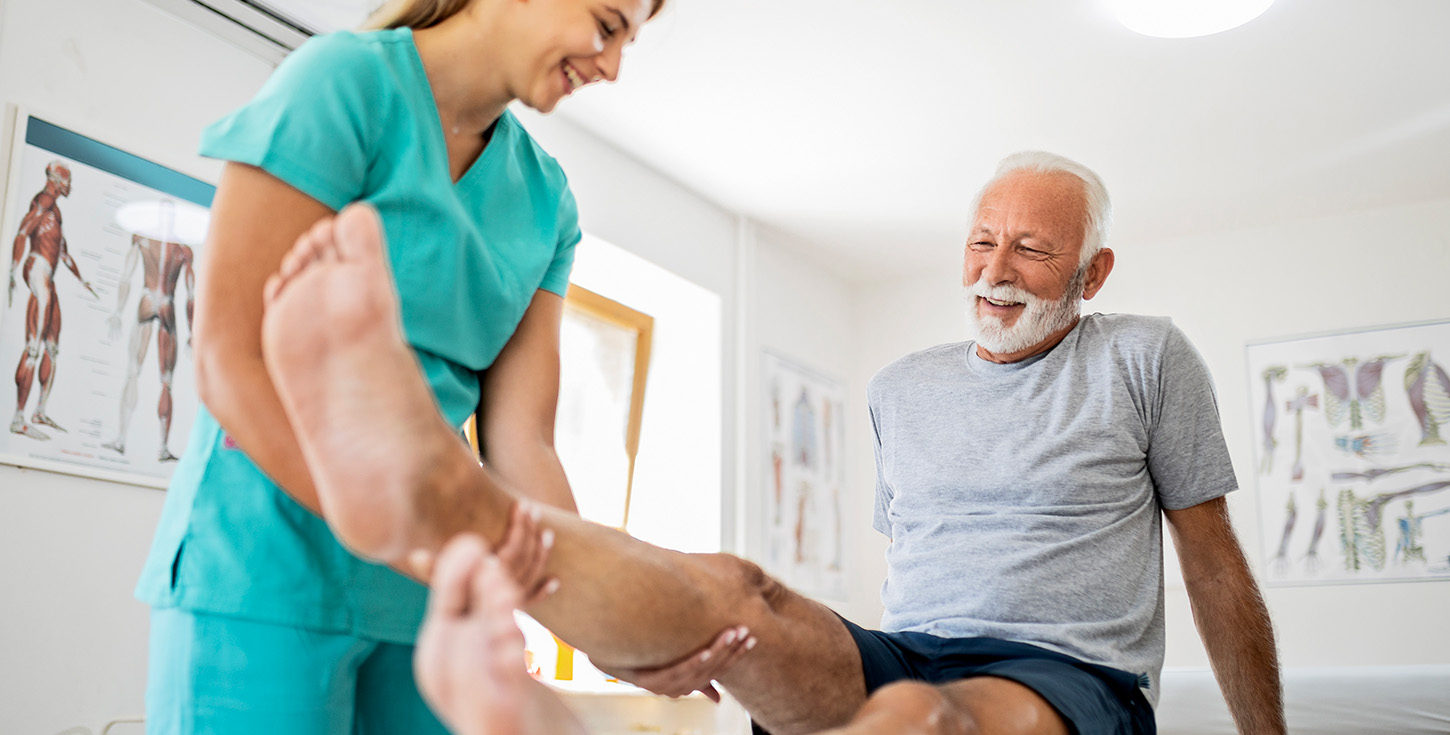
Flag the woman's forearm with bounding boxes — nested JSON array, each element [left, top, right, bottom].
[[197, 346, 321, 513]]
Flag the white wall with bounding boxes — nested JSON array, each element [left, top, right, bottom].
[[850, 197, 1450, 669], [738, 226, 878, 624], [0, 0, 271, 732]]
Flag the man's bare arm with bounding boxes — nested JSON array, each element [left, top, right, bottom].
[[108, 237, 141, 341], [1166, 497, 1286, 735], [184, 247, 196, 346], [9, 198, 41, 305], [59, 239, 98, 298]]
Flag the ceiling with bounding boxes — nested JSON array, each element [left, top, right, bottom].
[[269, 0, 1450, 283]]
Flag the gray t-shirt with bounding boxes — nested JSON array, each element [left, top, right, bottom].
[[868, 313, 1236, 706]]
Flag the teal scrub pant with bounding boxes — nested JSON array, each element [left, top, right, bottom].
[[146, 607, 450, 735]]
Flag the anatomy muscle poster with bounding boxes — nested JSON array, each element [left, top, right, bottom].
[[1, 112, 212, 488], [762, 351, 848, 600]]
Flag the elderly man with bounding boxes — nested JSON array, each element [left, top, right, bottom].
[[254, 151, 1283, 735]]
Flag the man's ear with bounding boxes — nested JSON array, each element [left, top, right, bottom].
[[1081, 248, 1114, 301]]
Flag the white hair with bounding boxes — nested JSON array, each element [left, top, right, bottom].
[[968, 151, 1112, 267]]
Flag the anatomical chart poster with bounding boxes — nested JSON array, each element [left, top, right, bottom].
[[762, 352, 848, 600], [0, 112, 212, 488], [1247, 320, 1450, 585]]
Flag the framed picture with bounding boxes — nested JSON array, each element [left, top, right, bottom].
[[464, 283, 655, 531], [1246, 320, 1450, 585], [762, 351, 848, 600], [0, 109, 213, 488]]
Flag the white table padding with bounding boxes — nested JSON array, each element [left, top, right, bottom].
[[1155, 665, 1450, 734]]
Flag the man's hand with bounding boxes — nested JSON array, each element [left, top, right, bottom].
[[594, 624, 756, 702], [108, 313, 123, 343]]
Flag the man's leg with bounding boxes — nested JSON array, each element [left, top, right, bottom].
[[31, 291, 65, 431], [421, 534, 1074, 735], [103, 309, 155, 455], [11, 290, 46, 439], [260, 206, 866, 735], [817, 679, 1070, 735], [156, 307, 179, 461]]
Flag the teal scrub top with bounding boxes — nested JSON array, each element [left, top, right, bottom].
[[136, 28, 582, 643]]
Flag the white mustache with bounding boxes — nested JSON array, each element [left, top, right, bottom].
[[966, 281, 1039, 306]]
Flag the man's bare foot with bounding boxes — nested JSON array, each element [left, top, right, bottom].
[[31, 412, 66, 432], [260, 203, 473, 563], [101, 438, 125, 455], [416, 534, 588, 735], [416, 535, 530, 735], [10, 414, 49, 441]]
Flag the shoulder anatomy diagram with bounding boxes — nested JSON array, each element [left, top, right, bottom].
[[1248, 323, 1450, 584]]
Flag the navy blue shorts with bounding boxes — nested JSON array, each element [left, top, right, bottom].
[[840, 617, 1155, 735]]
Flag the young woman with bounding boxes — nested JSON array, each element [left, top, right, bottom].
[[134, 0, 745, 731]]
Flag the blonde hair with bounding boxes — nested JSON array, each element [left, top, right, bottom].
[[366, 0, 666, 30], [365, 0, 470, 29]]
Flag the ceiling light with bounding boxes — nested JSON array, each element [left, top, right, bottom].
[[1106, 0, 1275, 39], [116, 200, 211, 246]]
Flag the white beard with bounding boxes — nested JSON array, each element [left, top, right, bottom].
[[963, 267, 1086, 356]]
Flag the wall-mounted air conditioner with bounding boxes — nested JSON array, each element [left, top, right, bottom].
[[140, 0, 376, 63]]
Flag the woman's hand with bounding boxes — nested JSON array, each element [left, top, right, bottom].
[[409, 500, 559, 603], [493, 500, 560, 604], [593, 624, 756, 702]]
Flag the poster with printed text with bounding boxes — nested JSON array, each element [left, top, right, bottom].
[[1247, 320, 1450, 585], [762, 351, 848, 600], [0, 112, 213, 488]]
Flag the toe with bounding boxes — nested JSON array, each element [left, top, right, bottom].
[[278, 245, 307, 282], [334, 203, 387, 264], [310, 216, 341, 262], [263, 272, 284, 306], [274, 216, 339, 291], [280, 234, 320, 281]]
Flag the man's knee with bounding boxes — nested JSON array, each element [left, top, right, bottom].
[[697, 553, 791, 617], [936, 677, 1069, 735], [866, 681, 978, 735]]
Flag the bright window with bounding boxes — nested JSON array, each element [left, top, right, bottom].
[[565, 234, 723, 554], [555, 284, 653, 531], [512, 234, 724, 689]]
